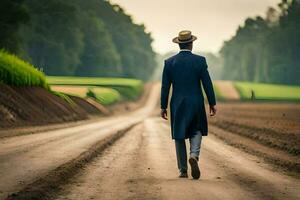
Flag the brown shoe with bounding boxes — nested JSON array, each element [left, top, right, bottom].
[[189, 157, 200, 179], [179, 172, 188, 178]]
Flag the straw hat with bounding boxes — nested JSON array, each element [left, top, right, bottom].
[[172, 30, 197, 43]]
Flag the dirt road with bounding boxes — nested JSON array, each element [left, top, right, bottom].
[[54, 118, 300, 200], [0, 84, 160, 200], [1, 83, 299, 200]]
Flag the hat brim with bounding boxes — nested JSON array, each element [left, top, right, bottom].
[[172, 35, 197, 44]]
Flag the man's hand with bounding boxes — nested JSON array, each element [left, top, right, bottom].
[[209, 105, 217, 116], [161, 109, 168, 120]]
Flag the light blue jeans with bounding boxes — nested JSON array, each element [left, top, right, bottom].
[[175, 131, 202, 173]]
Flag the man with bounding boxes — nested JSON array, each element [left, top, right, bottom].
[[160, 30, 217, 179]]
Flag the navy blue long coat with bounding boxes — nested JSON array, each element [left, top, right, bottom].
[[161, 51, 216, 140]]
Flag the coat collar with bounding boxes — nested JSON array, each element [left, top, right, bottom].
[[180, 49, 192, 52], [179, 49, 192, 55]]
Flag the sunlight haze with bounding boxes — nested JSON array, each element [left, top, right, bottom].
[[109, 0, 281, 54]]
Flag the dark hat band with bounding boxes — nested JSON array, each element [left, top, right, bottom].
[[178, 36, 193, 42]]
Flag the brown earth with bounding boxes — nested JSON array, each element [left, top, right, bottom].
[[1, 84, 300, 200], [0, 83, 161, 200], [0, 83, 151, 133], [53, 118, 300, 200], [210, 102, 300, 174], [0, 84, 102, 129]]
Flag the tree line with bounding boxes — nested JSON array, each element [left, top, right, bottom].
[[0, 0, 156, 80], [220, 0, 300, 85]]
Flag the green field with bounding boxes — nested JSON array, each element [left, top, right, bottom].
[[51, 85, 121, 105], [0, 50, 48, 89], [234, 82, 300, 101], [87, 87, 121, 105], [0, 51, 142, 106], [47, 76, 143, 100]]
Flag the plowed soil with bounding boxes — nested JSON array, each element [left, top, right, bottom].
[[210, 102, 300, 174]]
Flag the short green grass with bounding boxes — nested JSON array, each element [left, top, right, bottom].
[[51, 85, 122, 105], [87, 87, 121, 105], [234, 82, 300, 101], [0, 50, 48, 89], [47, 76, 143, 100]]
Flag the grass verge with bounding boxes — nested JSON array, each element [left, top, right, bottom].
[[0, 50, 48, 89], [47, 76, 143, 100], [87, 87, 121, 105], [51, 85, 122, 105]]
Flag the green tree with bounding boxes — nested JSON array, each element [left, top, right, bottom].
[[1, 0, 157, 79], [20, 0, 84, 75], [96, 2, 156, 80], [221, 0, 300, 85], [0, 0, 29, 53], [75, 16, 122, 77]]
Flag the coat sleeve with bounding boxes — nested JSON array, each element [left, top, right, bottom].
[[201, 58, 216, 106], [161, 60, 171, 109]]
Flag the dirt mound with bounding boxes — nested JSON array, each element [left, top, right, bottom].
[[0, 84, 102, 129]]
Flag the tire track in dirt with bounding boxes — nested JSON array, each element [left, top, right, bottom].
[[209, 125, 300, 175], [5, 124, 138, 200], [55, 123, 161, 200], [0, 117, 140, 200]]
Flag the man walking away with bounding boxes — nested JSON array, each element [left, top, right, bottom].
[[160, 30, 217, 179]]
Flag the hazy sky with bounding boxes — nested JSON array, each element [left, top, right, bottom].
[[109, 0, 281, 54]]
